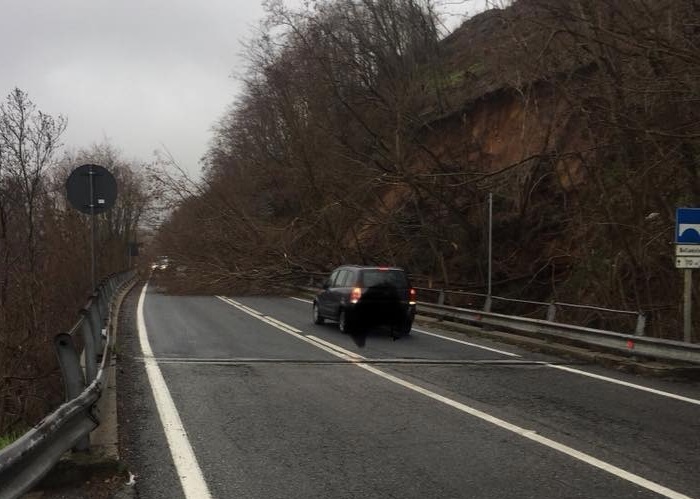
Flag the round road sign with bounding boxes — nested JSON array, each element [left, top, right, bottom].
[[66, 164, 118, 215]]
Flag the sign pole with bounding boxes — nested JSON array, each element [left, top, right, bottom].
[[675, 207, 700, 342], [66, 164, 117, 291], [684, 269, 692, 342], [89, 165, 96, 291]]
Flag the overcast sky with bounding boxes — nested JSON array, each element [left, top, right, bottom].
[[0, 0, 484, 178]]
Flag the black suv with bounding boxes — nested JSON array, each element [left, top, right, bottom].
[[312, 265, 416, 337]]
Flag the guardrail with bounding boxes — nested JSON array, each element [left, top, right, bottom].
[[293, 278, 698, 365], [0, 270, 137, 499], [299, 272, 647, 336], [414, 287, 647, 336], [417, 301, 700, 365]]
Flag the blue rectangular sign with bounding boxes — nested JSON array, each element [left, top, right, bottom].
[[676, 208, 700, 244]]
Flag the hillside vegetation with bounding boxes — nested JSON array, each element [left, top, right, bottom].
[[0, 88, 148, 436], [154, 0, 700, 341]]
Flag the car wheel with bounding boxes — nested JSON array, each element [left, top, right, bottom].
[[313, 302, 324, 324], [338, 308, 350, 334]]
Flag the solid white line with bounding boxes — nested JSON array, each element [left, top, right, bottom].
[[216, 296, 351, 359], [305, 335, 366, 360], [548, 364, 700, 407], [354, 362, 690, 499], [219, 299, 691, 499], [265, 315, 302, 333], [290, 297, 313, 304], [412, 327, 521, 358], [137, 283, 212, 499], [414, 326, 700, 407], [289, 296, 518, 359]]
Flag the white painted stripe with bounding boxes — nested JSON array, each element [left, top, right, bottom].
[[354, 362, 691, 499], [237, 302, 262, 316], [265, 315, 302, 333], [306, 335, 366, 360], [220, 299, 691, 499], [216, 296, 350, 359], [137, 283, 212, 499], [290, 297, 313, 304], [413, 326, 700, 407], [220, 297, 262, 316], [410, 319, 700, 407], [412, 327, 521, 358], [548, 364, 700, 407]]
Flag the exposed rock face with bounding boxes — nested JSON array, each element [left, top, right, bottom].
[[360, 1, 700, 339]]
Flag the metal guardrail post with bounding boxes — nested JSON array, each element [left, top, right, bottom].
[[438, 289, 445, 305], [0, 269, 137, 499], [97, 283, 108, 324], [546, 303, 557, 322], [78, 309, 98, 384], [104, 279, 112, 304], [87, 298, 104, 357], [54, 333, 89, 452], [635, 313, 647, 336]]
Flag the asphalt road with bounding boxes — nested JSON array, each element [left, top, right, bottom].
[[116, 282, 700, 499]]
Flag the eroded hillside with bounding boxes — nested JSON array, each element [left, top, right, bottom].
[[154, 0, 700, 340]]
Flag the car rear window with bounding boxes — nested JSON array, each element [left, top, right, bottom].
[[360, 269, 408, 288]]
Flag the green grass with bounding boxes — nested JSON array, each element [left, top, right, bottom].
[[0, 428, 28, 450]]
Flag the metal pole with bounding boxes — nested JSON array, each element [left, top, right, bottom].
[[89, 165, 96, 291], [684, 268, 692, 342], [485, 192, 493, 313], [488, 192, 493, 297]]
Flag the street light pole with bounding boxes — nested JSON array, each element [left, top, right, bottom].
[[486, 192, 493, 312]]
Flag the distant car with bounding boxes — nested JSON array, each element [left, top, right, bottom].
[[152, 256, 169, 270], [313, 265, 416, 337]]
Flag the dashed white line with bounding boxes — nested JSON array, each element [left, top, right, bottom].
[[222, 297, 692, 499], [137, 283, 212, 499]]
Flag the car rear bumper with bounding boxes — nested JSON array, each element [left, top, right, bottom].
[[347, 302, 415, 327]]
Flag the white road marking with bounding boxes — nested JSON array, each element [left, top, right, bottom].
[[415, 326, 700, 407], [287, 297, 700, 408], [353, 362, 690, 499], [548, 364, 700, 407], [412, 327, 521, 358], [306, 335, 366, 360], [137, 283, 212, 499], [290, 297, 313, 304], [264, 315, 302, 333], [236, 302, 263, 316], [216, 296, 352, 359], [223, 297, 692, 499]]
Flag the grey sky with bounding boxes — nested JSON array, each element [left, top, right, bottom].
[[0, 0, 483, 178]]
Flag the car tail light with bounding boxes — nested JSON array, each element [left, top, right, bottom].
[[409, 288, 416, 305], [350, 287, 362, 304]]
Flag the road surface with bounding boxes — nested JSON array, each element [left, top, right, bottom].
[[115, 283, 700, 499]]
